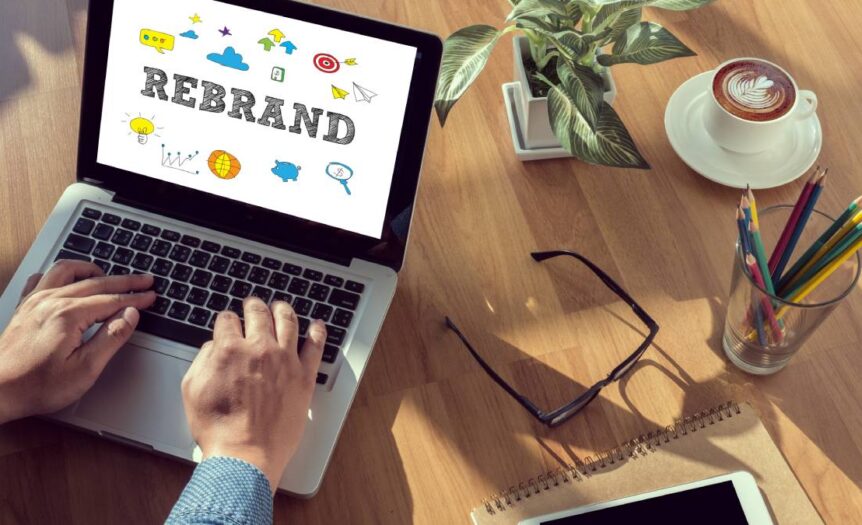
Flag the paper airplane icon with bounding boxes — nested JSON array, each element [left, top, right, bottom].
[[331, 85, 349, 100], [280, 41, 297, 55], [353, 83, 377, 103], [268, 29, 285, 43], [258, 38, 275, 51]]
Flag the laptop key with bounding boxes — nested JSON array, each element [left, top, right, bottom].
[[272, 292, 292, 304], [93, 259, 111, 274], [293, 297, 312, 316], [148, 297, 170, 315], [311, 303, 333, 322], [82, 207, 102, 220], [288, 278, 310, 296], [324, 275, 344, 287], [241, 252, 261, 264], [63, 233, 95, 254], [206, 293, 229, 311], [228, 299, 244, 318], [326, 325, 346, 346], [161, 229, 181, 242], [181, 235, 201, 248], [92, 242, 115, 260], [251, 286, 272, 303], [190, 269, 213, 287], [152, 276, 169, 294], [169, 245, 191, 263], [298, 317, 309, 335], [248, 267, 270, 285], [303, 269, 323, 282], [208, 255, 230, 273], [316, 373, 328, 385], [188, 308, 210, 327], [109, 266, 130, 276], [142, 224, 161, 236], [268, 272, 290, 290], [137, 311, 211, 348], [111, 229, 133, 246], [345, 280, 365, 293], [328, 289, 360, 310], [332, 308, 354, 328], [131, 253, 154, 271], [228, 261, 250, 279], [111, 247, 133, 265], [73, 218, 96, 235], [202, 240, 221, 253], [308, 283, 330, 301], [283, 263, 302, 276], [230, 280, 252, 299], [92, 223, 114, 240], [187, 287, 209, 306], [262, 257, 281, 270], [189, 250, 211, 268], [151, 258, 173, 276], [167, 282, 190, 301], [121, 218, 141, 231], [210, 275, 232, 293], [171, 264, 193, 282], [322, 344, 339, 363], [102, 213, 121, 225], [221, 246, 241, 258], [131, 234, 153, 252], [150, 239, 171, 257], [55, 249, 90, 262], [168, 302, 191, 321]]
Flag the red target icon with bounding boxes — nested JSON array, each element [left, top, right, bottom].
[[313, 53, 340, 74]]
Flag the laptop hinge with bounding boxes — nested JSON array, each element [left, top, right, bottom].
[[112, 193, 353, 267], [100, 431, 154, 452]]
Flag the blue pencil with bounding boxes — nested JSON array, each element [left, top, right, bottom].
[[737, 206, 752, 255], [771, 170, 827, 283]]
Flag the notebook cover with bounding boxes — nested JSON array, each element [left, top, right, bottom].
[[470, 402, 822, 525]]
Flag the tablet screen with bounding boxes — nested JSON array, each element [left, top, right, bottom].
[[541, 481, 749, 524]]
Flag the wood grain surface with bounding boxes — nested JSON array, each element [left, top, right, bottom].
[[2, 0, 862, 523]]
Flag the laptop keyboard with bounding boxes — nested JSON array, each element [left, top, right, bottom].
[[55, 205, 367, 387]]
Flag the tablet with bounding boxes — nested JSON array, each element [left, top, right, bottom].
[[518, 471, 773, 525]]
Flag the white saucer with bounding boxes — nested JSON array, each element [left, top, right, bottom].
[[664, 71, 822, 189]]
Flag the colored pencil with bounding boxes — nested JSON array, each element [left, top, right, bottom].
[[771, 169, 827, 283], [768, 167, 821, 274], [747, 185, 759, 229], [741, 195, 752, 227], [782, 223, 862, 300], [779, 233, 862, 317], [746, 254, 784, 343], [778, 199, 862, 292], [737, 206, 752, 255]]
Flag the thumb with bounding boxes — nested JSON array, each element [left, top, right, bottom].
[[75, 307, 140, 378], [18, 273, 43, 305]]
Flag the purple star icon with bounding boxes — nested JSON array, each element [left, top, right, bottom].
[[218, 26, 232, 37]]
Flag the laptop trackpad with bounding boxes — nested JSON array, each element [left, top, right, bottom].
[[74, 344, 195, 450]]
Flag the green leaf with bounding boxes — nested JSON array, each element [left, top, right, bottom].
[[607, 7, 641, 42], [593, 0, 647, 31], [648, 0, 713, 10], [598, 22, 695, 66], [434, 25, 504, 125], [506, 0, 568, 22], [515, 15, 559, 33], [546, 82, 650, 168], [553, 58, 604, 126]]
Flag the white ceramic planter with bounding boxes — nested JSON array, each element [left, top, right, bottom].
[[511, 35, 617, 150]]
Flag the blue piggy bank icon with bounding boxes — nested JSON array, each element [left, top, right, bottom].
[[271, 160, 301, 182]]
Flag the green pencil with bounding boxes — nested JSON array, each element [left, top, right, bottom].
[[777, 195, 862, 292], [783, 223, 862, 299], [749, 221, 777, 296]]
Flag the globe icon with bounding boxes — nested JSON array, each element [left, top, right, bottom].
[[208, 150, 241, 179]]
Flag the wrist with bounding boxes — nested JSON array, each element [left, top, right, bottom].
[[202, 444, 284, 493]]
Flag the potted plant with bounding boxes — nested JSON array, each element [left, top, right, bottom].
[[434, 0, 714, 168]]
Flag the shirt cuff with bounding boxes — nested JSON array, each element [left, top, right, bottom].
[[166, 456, 273, 525]]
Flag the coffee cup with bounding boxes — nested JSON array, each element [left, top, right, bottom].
[[703, 57, 817, 154]]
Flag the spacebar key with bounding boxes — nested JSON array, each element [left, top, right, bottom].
[[137, 311, 212, 349]]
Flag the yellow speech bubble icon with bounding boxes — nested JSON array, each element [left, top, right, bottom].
[[139, 29, 175, 54]]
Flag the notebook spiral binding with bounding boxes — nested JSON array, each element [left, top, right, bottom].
[[482, 401, 742, 515]]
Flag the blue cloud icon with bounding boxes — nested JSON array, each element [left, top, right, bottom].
[[207, 46, 250, 71], [180, 30, 199, 39]]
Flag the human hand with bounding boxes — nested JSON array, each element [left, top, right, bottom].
[[0, 260, 156, 424], [181, 297, 326, 492]]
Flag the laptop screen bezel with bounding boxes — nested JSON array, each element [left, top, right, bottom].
[[77, 0, 441, 272]]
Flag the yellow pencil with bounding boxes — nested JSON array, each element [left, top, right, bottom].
[[778, 234, 862, 318], [783, 208, 862, 291], [747, 185, 759, 229]]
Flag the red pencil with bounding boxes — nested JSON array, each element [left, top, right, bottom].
[[746, 254, 784, 344], [768, 167, 822, 273]]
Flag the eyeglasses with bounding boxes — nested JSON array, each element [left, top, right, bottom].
[[445, 250, 659, 427]]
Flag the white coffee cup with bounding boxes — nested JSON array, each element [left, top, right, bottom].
[[703, 57, 817, 154]]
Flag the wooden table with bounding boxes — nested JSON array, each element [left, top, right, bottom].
[[2, 0, 861, 523]]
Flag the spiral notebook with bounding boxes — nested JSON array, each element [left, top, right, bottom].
[[470, 402, 822, 525]]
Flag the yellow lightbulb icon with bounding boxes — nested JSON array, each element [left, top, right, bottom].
[[129, 116, 155, 145]]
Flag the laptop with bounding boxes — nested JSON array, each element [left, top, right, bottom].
[[0, 0, 440, 497]]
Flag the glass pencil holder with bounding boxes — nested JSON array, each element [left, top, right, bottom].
[[723, 205, 861, 375]]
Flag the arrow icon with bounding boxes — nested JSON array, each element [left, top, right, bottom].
[[268, 29, 285, 43], [280, 41, 297, 55], [331, 85, 349, 100], [258, 38, 275, 51], [343, 58, 358, 66]]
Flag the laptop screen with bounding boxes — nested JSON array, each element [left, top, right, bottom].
[[96, 0, 418, 239]]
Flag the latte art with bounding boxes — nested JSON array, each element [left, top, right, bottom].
[[713, 59, 796, 121]]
